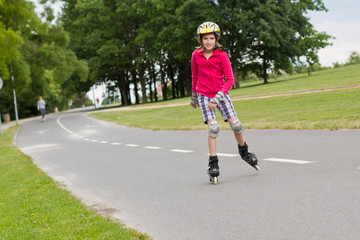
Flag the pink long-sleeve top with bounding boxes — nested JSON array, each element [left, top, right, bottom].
[[191, 48, 234, 98]]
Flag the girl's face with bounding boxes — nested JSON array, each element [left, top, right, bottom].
[[201, 33, 216, 51]]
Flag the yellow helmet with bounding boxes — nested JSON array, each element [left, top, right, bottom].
[[197, 22, 221, 38]]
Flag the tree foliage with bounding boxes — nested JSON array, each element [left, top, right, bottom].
[[60, 0, 331, 105], [1, 0, 332, 117], [0, 0, 88, 119]]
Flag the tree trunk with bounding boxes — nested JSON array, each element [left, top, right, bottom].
[[168, 64, 176, 99], [262, 56, 268, 84], [160, 64, 167, 101], [231, 52, 240, 88], [125, 71, 132, 105], [138, 63, 148, 103], [151, 63, 158, 102], [117, 70, 129, 106], [178, 67, 185, 97], [131, 69, 140, 104]]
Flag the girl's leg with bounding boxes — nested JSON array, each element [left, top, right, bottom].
[[207, 119, 217, 156], [228, 116, 245, 146]]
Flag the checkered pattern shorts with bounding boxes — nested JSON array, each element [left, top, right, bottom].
[[198, 94, 237, 124]]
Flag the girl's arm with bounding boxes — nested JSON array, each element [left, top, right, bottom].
[[191, 51, 199, 92], [219, 51, 234, 94]]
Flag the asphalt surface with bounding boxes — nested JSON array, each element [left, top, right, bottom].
[[14, 109, 360, 240]]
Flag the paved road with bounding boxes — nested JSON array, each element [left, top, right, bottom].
[[15, 110, 360, 240]]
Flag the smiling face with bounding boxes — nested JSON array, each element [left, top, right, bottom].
[[201, 33, 216, 52]]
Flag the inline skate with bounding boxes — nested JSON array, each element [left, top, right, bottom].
[[238, 142, 261, 171]]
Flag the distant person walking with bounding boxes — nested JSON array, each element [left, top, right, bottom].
[[37, 96, 46, 122]]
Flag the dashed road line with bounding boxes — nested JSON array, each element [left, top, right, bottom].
[[144, 146, 162, 150], [216, 153, 238, 157], [56, 115, 323, 167], [170, 149, 193, 153], [263, 158, 314, 164], [125, 144, 139, 147]]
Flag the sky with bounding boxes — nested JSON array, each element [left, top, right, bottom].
[[306, 0, 360, 66], [31, 0, 360, 102]]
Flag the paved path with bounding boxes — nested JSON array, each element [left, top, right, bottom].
[[13, 110, 360, 240]]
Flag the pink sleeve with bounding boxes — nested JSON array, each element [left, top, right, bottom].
[[191, 51, 198, 93], [220, 51, 234, 94]]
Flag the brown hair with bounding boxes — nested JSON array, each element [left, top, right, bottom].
[[196, 33, 223, 52]]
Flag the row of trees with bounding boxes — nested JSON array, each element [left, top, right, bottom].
[[61, 0, 332, 105], [0, 0, 88, 119], [0, 0, 333, 119]]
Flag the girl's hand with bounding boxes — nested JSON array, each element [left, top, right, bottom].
[[208, 102, 217, 110], [190, 103, 198, 109], [190, 92, 198, 109]]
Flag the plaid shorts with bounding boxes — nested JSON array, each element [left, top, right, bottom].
[[198, 94, 237, 124]]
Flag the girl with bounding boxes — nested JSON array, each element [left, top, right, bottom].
[[190, 22, 260, 184]]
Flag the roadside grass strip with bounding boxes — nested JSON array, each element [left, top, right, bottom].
[[0, 126, 150, 240]]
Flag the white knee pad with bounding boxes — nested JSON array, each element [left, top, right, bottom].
[[230, 119, 243, 134], [208, 121, 220, 138]]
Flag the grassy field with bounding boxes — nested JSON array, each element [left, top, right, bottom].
[[229, 64, 360, 98], [0, 126, 150, 240], [90, 64, 360, 130]]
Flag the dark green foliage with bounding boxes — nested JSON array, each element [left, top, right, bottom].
[[0, 0, 88, 119]]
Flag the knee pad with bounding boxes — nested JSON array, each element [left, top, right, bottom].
[[208, 121, 219, 138], [230, 119, 243, 134]]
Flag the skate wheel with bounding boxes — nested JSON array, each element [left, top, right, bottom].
[[254, 165, 261, 171], [212, 176, 218, 184]]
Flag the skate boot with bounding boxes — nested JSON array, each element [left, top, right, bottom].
[[238, 142, 261, 171], [207, 155, 220, 184]]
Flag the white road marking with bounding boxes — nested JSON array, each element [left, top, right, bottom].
[[216, 153, 238, 157], [125, 144, 139, 147], [21, 144, 59, 151], [56, 115, 67, 130], [56, 116, 322, 167], [144, 146, 162, 150], [263, 158, 314, 164], [170, 149, 193, 153], [21, 144, 60, 153], [32, 130, 50, 135]]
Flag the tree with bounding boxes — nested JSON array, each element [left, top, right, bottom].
[[60, 0, 332, 105], [237, 0, 332, 83], [345, 51, 360, 65], [216, 0, 249, 88], [0, 0, 88, 119]]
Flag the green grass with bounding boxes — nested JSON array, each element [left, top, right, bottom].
[[229, 64, 360, 99], [0, 126, 150, 240], [98, 64, 360, 109], [90, 65, 360, 130]]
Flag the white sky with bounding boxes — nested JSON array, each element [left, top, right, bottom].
[[307, 0, 360, 66]]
